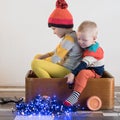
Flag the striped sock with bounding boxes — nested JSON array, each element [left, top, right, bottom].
[[63, 91, 80, 106]]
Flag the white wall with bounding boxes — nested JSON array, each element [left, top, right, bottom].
[[0, 0, 120, 86]]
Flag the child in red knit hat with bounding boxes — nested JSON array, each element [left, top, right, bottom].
[[31, 0, 82, 78]]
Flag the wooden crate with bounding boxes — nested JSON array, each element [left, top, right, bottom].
[[25, 70, 114, 110]]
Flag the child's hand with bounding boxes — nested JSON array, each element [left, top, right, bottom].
[[64, 73, 75, 84], [34, 54, 41, 59], [34, 54, 49, 59]]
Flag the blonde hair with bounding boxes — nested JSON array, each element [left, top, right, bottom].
[[78, 20, 98, 37]]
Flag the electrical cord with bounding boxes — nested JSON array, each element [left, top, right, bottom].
[[0, 96, 23, 104]]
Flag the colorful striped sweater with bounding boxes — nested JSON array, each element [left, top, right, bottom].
[[45, 31, 83, 70], [72, 42, 104, 76]]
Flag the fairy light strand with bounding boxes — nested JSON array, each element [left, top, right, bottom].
[[15, 94, 86, 116]]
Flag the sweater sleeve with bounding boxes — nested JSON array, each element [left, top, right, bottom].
[[72, 61, 87, 76]]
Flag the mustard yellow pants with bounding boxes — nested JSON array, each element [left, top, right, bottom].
[[31, 59, 70, 78]]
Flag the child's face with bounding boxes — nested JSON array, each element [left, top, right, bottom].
[[77, 31, 96, 48], [51, 27, 66, 38]]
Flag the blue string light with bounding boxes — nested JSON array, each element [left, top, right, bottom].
[[15, 94, 86, 116]]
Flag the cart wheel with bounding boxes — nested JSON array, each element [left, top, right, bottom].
[[87, 96, 102, 111]]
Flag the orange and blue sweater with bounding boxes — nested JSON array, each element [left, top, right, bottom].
[[72, 42, 104, 76]]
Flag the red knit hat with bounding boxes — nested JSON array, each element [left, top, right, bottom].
[[48, 0, 73, 28]]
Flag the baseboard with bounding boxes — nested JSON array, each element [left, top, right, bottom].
[[0, 86, 25, 91]]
